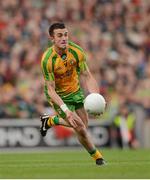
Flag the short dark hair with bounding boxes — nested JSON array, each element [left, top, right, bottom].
[[48, 22, 66, 36]]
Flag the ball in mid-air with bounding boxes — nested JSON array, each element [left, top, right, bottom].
[[84, 93, 106, 115]]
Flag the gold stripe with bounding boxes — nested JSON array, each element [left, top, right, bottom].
[[92, 150, 103, 160]]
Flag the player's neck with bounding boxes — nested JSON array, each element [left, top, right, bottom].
[[54, 45, 67, 56]]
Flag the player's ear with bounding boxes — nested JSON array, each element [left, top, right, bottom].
[[50, 36, 54, 43]]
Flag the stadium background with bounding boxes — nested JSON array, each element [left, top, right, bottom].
[[0, 0, 150, 150]]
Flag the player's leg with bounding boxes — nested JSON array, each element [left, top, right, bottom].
[[40, 114, 71, 136], [40, 102, 72, 136], [40, 89, 82, 133], [73, 110, 106, 165], [76, 106, 88, 128]]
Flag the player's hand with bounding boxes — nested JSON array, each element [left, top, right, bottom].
[[65, 110, 78, 128]]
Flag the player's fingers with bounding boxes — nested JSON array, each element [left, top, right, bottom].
[[68, 117, 77, 128], [71, 120, 78, 128], [73, 112, 83, 122], [72, 120, 78, 128]]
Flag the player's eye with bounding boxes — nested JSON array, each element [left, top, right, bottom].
[[57, 33, 63, 37]]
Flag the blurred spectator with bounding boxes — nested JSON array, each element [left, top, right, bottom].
[[111, 103, 139, 149]]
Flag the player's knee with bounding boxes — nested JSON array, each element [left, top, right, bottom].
[[75, 125, 88, 139], [81, 115, 88, 128], [85, 121, 88, 129]]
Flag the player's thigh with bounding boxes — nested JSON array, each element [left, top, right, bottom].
[[75, 107, 88, 128]]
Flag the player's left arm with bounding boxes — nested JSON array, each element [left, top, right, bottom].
[[79, 52, 99, 93], [80, 64, 100, 93]]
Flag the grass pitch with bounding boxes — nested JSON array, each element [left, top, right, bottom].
[[0, 148, 150, 179]]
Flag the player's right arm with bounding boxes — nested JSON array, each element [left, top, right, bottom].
[[41, 51, 77, 128], [41, 50, 65, 107], [46, 81, 78, 128]]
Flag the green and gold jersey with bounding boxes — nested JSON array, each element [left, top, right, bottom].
[[41, 41, 87, 100]]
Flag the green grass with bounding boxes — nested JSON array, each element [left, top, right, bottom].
[[0, 148, 150, 179]]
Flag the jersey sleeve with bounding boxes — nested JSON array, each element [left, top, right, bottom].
[[41, 50, 54, 81], [78, 51, 88, 72], [68, 41, 88, 72]]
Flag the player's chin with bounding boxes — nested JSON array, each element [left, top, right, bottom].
[[59, 44, 67, 49]]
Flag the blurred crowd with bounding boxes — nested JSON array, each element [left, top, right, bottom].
[[0, 0, 150, 146]]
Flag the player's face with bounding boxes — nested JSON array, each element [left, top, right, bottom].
[[52, 28, 68, 49]]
